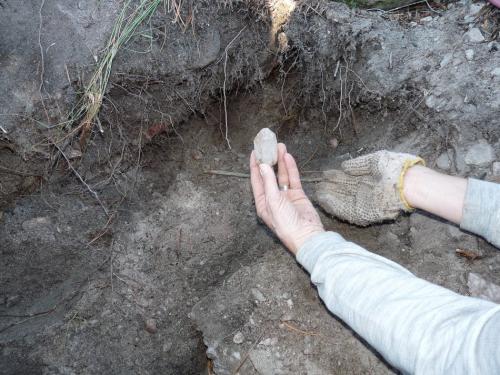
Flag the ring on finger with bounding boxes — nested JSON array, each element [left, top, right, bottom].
[[279, 184, 289, 192]]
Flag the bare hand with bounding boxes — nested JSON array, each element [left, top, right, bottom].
[[250, 144, 324, 254]]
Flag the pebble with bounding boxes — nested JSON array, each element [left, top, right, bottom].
[[464, 28, 485, 43], [465, 49, 474, 61], [436, 152, 452, 170], [492, 67, 500, 77], [329, 137, 339, 149], [420, 16, 433, 23], [492, 162, 500, 176], [233, 332, 244, 344], [440, 53, 453, 68], [251, 288, 266, 302], [488, 41, 499, 52], [145, 318, 158, 334], [464, 141, 495, 167], [253, 128, 278, 166]]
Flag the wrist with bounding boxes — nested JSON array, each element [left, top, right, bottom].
[[290, 227, 325, 255], [402, 165, 430, 209]]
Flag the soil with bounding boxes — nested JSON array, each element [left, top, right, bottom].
[[1, 0, 499, 374]]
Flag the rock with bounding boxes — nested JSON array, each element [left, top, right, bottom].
[[254, 128, 278, 166], [464, 28, 485, 43], [488, 41, 499, 52], [436, 152, 452, 170], [492, 162, 500, 176], [439, 53, 453, 68], [465, 49, 474, 61], [467, 3, 483, 17], [233, 331, 244, 344], [145, 318, 157, 334], [420, 16, 433, 23], [464, 141, 495, 167], [251, 288, 266, 302], [468, 273, 500, 303], [329, 137, 339, 149], [492, 67, 500, 77]]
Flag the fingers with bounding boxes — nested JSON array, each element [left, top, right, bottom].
[[284, 153, 302, 190], [277, 143, 289, 188], [341, 152, 381, 176], [250, 151, 269, 221], [259, 163, 280, 203]]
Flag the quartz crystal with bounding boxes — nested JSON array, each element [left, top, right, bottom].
[[253, 128, 278, 166]]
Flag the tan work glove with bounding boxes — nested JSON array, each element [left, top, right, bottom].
[[316, 150, 424, 226]]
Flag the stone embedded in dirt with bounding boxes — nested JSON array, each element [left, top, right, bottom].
[[436, 152, 452, 170], [492, 162, 500, 176], [251, 288, 266, 302], [253, 128, 278, 166], [464, 28, 485, 43], [145, 318, 158, 334], [233, 331, 244, 344], [468, 273, 500, 304], [464, 141, 495, 167], [465, 49, 475, 61]]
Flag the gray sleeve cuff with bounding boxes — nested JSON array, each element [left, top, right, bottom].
[[460, 178, 500, 249], [295, 231, 347, 274]]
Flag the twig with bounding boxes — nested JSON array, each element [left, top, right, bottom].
[[281, 320, 321, 336], [52, 141, 109, 216], [222, 26, 247, 150], [232, 331, 265, 375], [206, 170, 323, 183]]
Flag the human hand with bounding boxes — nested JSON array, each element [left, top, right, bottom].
[[316, 150, 424, 226], [250, 143, 324, 255]]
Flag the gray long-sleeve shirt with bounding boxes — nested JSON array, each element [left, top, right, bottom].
[[297, 179, 500, 374]]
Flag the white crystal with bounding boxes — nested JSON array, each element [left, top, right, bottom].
[[254, 128, 278, 166]]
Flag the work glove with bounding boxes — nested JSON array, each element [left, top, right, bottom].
[[316, 150, 424, 226]]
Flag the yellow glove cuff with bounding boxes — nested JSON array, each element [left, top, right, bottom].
[[398, 157, 425, 211]]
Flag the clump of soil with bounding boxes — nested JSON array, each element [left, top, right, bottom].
[[1, 0, 499, 374]]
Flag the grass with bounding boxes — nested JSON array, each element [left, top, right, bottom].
[[68, 0, 163, 148]]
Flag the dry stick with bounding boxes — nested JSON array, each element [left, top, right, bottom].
[[0, 165, 41, 177], [232, 331, 265, 375], [206, 170, 323, 183], [38, 0, 50, 123], [222, 26, 247, 150], [52, 142, 109, 216]]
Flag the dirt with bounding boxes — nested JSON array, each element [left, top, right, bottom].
[[1, 0, 500, 374]]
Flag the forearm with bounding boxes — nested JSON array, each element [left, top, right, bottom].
[[403, 165, 500, 247], [403, 165, 467, 224], [297, 232, 500, 374]]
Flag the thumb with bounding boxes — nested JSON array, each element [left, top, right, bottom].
[[259, 164, 280, 201]]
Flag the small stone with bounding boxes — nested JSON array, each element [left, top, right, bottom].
[[329, 138, 339, 149], [251, 288, 266, 302], [488, 41, 499, 52], [440, 53, 453, 68], [191, 149, 203, 160], [233, 332, 244, 344], [467, 3, 483, 17], [436, 152, 452, 170], [464, 28, 485, 43], [253, 128, 278, 166], [464, 141, 495, 167], [492, 67, 500, 77], [468, 273, 500, 303], [465, 49, 474, 61], [420, 16, 433, 23], [145, 318, 157, 334], [492, 162, 500, 176]]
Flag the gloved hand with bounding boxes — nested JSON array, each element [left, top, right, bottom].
[[316, 150, 424, 226]]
